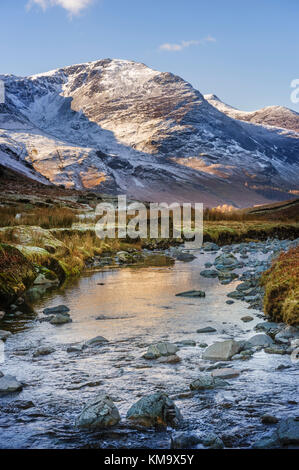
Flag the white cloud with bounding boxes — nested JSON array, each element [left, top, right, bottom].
[[27, 0, 94, 16], [159, 36, 216, 52]]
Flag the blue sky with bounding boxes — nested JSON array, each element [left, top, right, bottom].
[[1, 0, 298, 110]]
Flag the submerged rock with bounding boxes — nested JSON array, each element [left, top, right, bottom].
[[202, 340, 242, 361], [43, 305, 70, 315], [50, 313, 72, 325], [83, 336, 109, 348], [241, 316, 254, 323], [77, 394, 120, 430], [143, 342, 178, 360], [211, 368, 240, 379], [175, 252, 196, 262], [202, 242, 219, 251], [126, 393, 182, 428], [0, 330, 12, 341], [200, 269, 218, 278], [190, 373, 228, 390], [277, 417, 299, 444], [157, 354, 181, 364], [196, 327, 217, 333], [33, 346, 55, 357], [0, 375, 23, 394], [171, 431, 224, 449], [176, 290, 205, 298], [261, 414, 279, 424], [245, 334, 274, 348]]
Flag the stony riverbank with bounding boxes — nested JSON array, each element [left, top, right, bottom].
[[0, 237, 298, 449]]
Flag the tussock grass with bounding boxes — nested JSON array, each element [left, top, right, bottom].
[[0, 206, 77, 229], [261, 246, 299, 325]]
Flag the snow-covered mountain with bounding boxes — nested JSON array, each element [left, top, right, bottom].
[[205, 94, 299, 134], [0, 59, 298, 207]]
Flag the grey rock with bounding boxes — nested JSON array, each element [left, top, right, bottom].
[[143, 342, 178, 360], [241, 316, 254, 323], [202, 340, 242, 361], [175, 252, 196, 262], [202, 433, 224, 449], [84, 336, 109, 348], [275, 326, 299, 345], [261, 414, 279, 424], [176, 290, 205, 298], [175, 339, 196, 347], [126, 393, 182, 428], [245, 334, 274, 348], [211, 368, 240, 379], [190, 373, 228, 390], [197, 327, 217, 333], [203, 242, 219, 251], [43, 305, 70, 315], [171, 432, 202, 449], [67, 344, 84, 353], [0, 330, 12, 341], [264, 346, 287, 355], [277, 417, 299, 444], [252, 432, 280, 449], [200, 269, 218, 278], [77, 394, 120, 430], [50, 313, 72, 325], [157, 354, 181, 364], [0, 375, 23, 394], [33, 346, 55, 357]]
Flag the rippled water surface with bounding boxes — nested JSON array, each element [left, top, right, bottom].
[[0, 249, 298, 449]]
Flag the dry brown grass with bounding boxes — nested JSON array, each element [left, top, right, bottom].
[[261, 246, 299, 325], [0, 206, 77, 229]]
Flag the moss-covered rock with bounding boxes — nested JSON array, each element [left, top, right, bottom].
[[15, 245, 67, 282], [0, 226, 68, 256], [261, 246, 299, 325], [0, 244, 37, 306]]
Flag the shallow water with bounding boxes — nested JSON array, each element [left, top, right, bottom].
[[0, 248, 298, 449]]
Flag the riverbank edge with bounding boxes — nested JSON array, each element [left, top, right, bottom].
[[0, 221, 299, 315]]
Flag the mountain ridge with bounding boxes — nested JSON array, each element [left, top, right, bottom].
[[0, 58, 298, 207]]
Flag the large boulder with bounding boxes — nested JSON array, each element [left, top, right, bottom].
[[0, 226, 68, 257], [77, 394, 120, 430], [202, 340, 242, 361], [190, 373, 228, 390], [126, 393, 182, 428], [143, 342, 178, 360]]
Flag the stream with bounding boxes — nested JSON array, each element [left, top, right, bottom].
[[0, 241, 298, 449]]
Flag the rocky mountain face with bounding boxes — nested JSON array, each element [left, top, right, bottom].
[[205, 94, 299, 134], [0, 59, 298, 207]]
